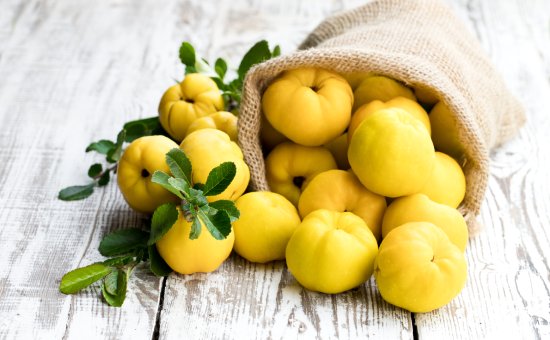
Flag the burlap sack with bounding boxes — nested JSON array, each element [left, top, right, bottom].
[[237, 0, 525, 233]]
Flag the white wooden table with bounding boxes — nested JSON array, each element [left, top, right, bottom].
[[1, 0, 549, 339]]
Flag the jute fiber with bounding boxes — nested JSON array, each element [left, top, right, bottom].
[[237, 0, 525, 233]]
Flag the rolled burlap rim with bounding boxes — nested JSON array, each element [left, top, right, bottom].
[[237, 0, 525, 235]]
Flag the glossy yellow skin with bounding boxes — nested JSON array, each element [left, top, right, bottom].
[[265, 142, 337, 206], [374, 222, 467, 313], [298, 170, 387, 240], [429, 102, 465, 161], [418, 152, 466, 208], [158, 73, 224, 142], [233, 192, 301, 263], [262, 68, 353, 146], [348, 97, 431, 143], [324, 133, 350, 170], [353, 75, 416, 111], [382, 194, 468, 251], [342, 72, 374, 90], [180, 129, 250, 202], [156, 207, 234, 274], [348, 109, 435, 197], [286, 209, 379, 294], [117, 136, 180, 214], [414, 86, 439, 106], [185, 111, 238, 142]]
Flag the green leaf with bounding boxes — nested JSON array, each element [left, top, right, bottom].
[[107, 130, 126, 163], [124, 123, 147, 143], [166, 148, 192, 184], [201, 162, 236, 197], [238, 40, 271, 80], [59, 263, 113, 294], [214, 58, 227, 80], [179, 42, 196, 67], [148, 203, 179, 246], [148, 245, 173, 277], [189, 215, 202, 240], [101, 269, 127, 307], [58, 184, 95, 201], [123, 117, 162, 142], [86, 140, 115, 155], [88, 163, 103, 178], [103, 255, 134, 267], [188, 188, 208, 207], [98, 170, 110, 186], [272, 45, 281, 57], [99, 228, 149, 257], [209, 200, 240, 222], [167, 177, 190, 195], [104, 271, 119, 295], [151, 171, 184, 199], [198, 208, 231, 240]]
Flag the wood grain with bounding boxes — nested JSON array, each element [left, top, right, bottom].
[[0, 0, 549, 339]]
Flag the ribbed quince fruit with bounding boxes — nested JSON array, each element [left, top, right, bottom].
[[348, 97, 430, 143], [286, 209, 379, 294], [417, 152, 466, 208], [117, 135, 180, 214], [156, 207, 234, 274], [324, 133, 350, 170], [262, 68, 353, 146], [265, 142, 337, 206], [180, 129, 249, 202], [353, 75, 416, 111], [233, 191, 301, 263], [374, 222, 467, 313], [382, 194, 468, 251], [348, 109, 435, 197], [158, 73, 224, 142], [429, 102, 464, 160], [185, 111, 238, 142], [298, 170, 386, 240]]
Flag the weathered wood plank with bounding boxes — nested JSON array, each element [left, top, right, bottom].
[[158, 1, 412, 339], [415, 1, 550, 339]]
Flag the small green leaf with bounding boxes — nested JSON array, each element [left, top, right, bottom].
[[179, 42, 196, 67], [98, 170, 110, 186], [166, 148, 192, 184], [101, 269, 127, 307], [151, 171, 184, 199], [59, 263, 113, 294], [103, 255, 134, 267], [123, 117, 162, 142], [209, 200, 240, 222], [104, 271, 119, 295], [86, 140, 115, 155], [148, 203, 179, 245], [198, 208, 231, 240], [167, 177, 190, 195], [238, 40, 271, 80], [58, 184, 95, 201], [148, 245, 173, 277], [99, 228, 149, 257], [188, 188, 208, 207], [88, 163, 103, 178], [202, 162, 236, 197], [189, 215, 202, 240], [124, 123, 146, 143], [107, 130, 126, 163], [272, 45, 281, 57], [214, 58, 227, 80]]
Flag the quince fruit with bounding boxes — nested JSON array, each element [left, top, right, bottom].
[[185, 111, 238, 142], [298, 170, 386, 240], [414, 86, 439, 106], [417, 152, 466, 208], [348, 109, 435, 197], [260, 114, 288, 151], [353, 75, 416, 111], [374, 222, 467, 313], [156, 207, 234, 274], [429, 102, 464, 160], [324, 133, 350, 169], [286, 209, 379, 294], [180, 129, 249, 201], [158, 73, 224, 142], [262, 68, 353, 146], [233, 191, 301, 263], [382, 194, 468, 251], [117, 135, 180, 214], [265, 142, 337, 206]]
